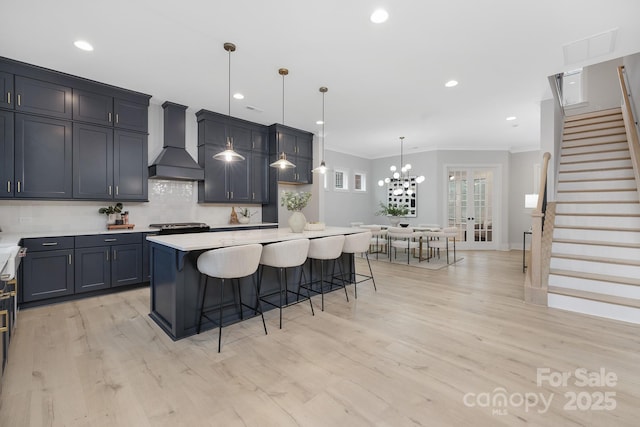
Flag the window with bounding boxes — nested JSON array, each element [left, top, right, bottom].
[[353, 171, 366, 192], [334, 169, 348, 191], [562, 68, 584, 106]]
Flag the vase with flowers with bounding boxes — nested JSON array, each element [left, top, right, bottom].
[[375, 201, 409, 227], [281, 191, 312, 232]]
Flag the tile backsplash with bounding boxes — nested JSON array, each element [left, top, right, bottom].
[[0, 180, 263, 233]]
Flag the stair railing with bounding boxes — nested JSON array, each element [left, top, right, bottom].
[[524, 151, 551, 305], [549, 73, 566, 117], [618, 65, 640, 191]]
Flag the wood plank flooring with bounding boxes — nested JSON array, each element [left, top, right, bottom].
[[1, 250, 639, 426]]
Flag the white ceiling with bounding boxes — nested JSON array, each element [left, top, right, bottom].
[[3, 0, 640, 159]]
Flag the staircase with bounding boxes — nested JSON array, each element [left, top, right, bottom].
[[548, 107, 640, 324]]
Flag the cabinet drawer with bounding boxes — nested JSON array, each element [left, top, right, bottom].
[[22, 236, 74, 252], [75, 233, 141, 248]]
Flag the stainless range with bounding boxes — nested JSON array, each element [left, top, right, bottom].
[[149, 222, 211, 235]]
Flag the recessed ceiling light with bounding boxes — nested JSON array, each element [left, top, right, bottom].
[[506, 116, 517, 121], [316, 120, 324, 125], [370, 9, 389, 24], [74, 40, 94, 51], [445, 80, 458, 87], [233, 93, 244, 100]]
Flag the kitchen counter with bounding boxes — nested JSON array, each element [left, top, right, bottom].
[[147, 226, 357, 251], [0, 222, 279, 246], [148, 226, 365, 340]]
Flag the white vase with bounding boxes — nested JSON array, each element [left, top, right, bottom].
[[238, 216, 250, 224], [389, 216, 402, 227], [288, 211, 307, 233], [107, 213, 117, 225]]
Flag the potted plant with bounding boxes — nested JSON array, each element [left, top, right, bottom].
[[375, 201, 409, 226], [281, 191, 312, 232], [236, 207, 256, 224], [98, 202, 124, 225]]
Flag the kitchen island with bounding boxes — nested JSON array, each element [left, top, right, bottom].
[[147, 226, 364, 340]]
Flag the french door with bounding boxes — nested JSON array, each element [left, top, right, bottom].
[[446, 167, 498, 249]]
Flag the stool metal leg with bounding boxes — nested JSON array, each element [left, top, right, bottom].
[[196, 275, 208, 334], [252, 273, 267, 336], [218, 278, 225, 353], [366, 252, 377, 292]]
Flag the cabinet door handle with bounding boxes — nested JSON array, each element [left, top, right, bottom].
[[68, 254, 72, 265], [17, 94, 21, 106], [115, 186, 119, 196], [6, 92, 10, 105], [17, 181, 20, 193], [6, 181, 10, 193], [108, 112, 112, 123], [252, 192, 255, 200], [104, 238, 117, 242], [42, 242, 58, 246], [113, 249, 117, 261], [106, 250, 109, 261], [230, 191, 233, 199], [115, 113, 119, 124], [108, 185, 112, 195], [0, 310, 8, 333]]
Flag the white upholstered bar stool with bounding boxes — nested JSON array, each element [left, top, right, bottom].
[[387, 226, 421, 264], [258, 238, 313, 329], [196, 244, 266, 352], [340, 231, 376, 298], [360, 225, 387, 259], [304, 235, 347, 311]]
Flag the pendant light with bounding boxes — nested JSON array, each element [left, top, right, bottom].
[[213, 42, 245, 162], [270, 68, 296, 169], [377, 136, 425, 195], [312, 86, 328, 174]]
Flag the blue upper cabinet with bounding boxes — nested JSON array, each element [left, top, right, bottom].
[[73, 89, 113, 126], [15, 76, 72, 119], [0, 72, 13, 109], [114, 98, 148, 132], [73, 90, 148, 133], [14, 114, 73, 199], [0, 110, 14, 198]]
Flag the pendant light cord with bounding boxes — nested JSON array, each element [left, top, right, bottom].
[[228, 48, 231, 116], [282, 73, 285, 124]]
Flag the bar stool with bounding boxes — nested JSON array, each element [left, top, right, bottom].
[[340, 231, 376, 298], [258, 238, 313, 329], [303, 235, 347, 311], [360, 225, 387, 259], [196, 244, 266, 352]]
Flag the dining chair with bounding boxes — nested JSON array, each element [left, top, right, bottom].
[[387, 226, 421, 264]]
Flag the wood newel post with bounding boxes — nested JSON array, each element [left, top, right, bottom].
[[524, 152, 551, 305]]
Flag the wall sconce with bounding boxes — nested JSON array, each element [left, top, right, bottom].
[[524, 193, 539, 209]]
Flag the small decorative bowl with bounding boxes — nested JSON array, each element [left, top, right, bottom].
[[399, 223, 410, 228], [304, 222, 325, 231]]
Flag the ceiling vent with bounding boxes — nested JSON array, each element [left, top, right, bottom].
[[563, 28, 618, 65]]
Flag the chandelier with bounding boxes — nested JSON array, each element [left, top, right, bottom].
[[377, 136, 425, 195]]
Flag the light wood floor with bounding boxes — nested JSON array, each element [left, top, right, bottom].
[[1, 251, 639, 426]]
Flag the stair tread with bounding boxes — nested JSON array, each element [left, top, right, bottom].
[[548, 286, 640, 309], [553, 238, 640, 249], [554, 212, 640, 217], [558, 177, 635, 183], [555, 200, 639, 204], [557, 188, 636, 193], [558, 166, 633, 173], [554, 224, 640, 232], [562, 137, 628, 148], [551, 252, 640, 266], [561, 148, 629, 156], [549, 268, 640, 287], [560, 156, 630, 165], [564, 108, 623, 122]]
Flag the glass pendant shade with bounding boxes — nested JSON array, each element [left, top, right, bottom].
[[270, 152, 296, 169], [312, 160, 327, 174], [213, 138, 245, 161]]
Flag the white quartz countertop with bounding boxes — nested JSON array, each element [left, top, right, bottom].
[[0, 222, 279, 247], [147, 226, 365, 251]]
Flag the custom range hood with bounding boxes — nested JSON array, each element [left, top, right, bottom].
[[148, 101, 204, 181]]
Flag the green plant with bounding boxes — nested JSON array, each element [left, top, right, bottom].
[[375, 201, 409, 216], [98, 202, 123, 215], [281, 191, 312, 212], [237, 207, 256, 217]]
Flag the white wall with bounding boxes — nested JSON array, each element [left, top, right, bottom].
[[508, 151, 542, 249], [565, 58, 624, 116], [623, 52, 640, 124], [0, 101, 262, 233]]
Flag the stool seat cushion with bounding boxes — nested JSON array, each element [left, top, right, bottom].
[[308, 235, 345, 260], [342, 231, 373, 254], [260, 238, 310, 268], [197, 244, 263, 279]]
